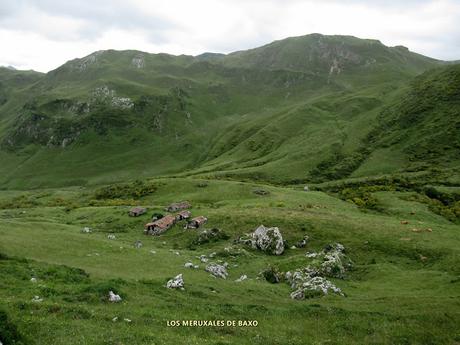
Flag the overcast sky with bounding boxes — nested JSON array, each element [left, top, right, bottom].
[[1, 0, 459, 72]]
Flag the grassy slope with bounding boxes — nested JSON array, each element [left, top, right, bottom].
[[0, 34, 452, 188], [0, 178, 459, 344]]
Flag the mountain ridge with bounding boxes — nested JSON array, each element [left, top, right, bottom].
[[0, 33, 458, 189]]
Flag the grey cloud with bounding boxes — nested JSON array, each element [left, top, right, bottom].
[[0, 0, 178, 43]]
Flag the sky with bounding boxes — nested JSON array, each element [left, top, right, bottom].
[[0, 0, 459, 72]]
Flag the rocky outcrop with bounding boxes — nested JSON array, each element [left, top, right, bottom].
[[241, 225, 284, 255], [166, 274, 184, 289], [319, 243, 351, 279], [91, 86, 134, 109], [205, 263, 228, 279], [283, 243, 351, 299], [285, 268, 343, 299], [131, 54, 145, 68]]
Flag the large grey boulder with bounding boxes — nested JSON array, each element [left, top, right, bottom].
[[205, 263, 228, 279], [248, 225, 284, 255]]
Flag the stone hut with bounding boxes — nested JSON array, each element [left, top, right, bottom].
[[175, 210, 191, 221], [185, 216, 208, 229], [144, 215, 176, 235], [129, 206, 146, 217]]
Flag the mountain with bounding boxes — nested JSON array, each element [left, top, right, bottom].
[[0, 33, 457, 188]]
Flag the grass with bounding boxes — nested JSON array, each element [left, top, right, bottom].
[[0, 34, 459, 344], [0, 178, 459, 344]]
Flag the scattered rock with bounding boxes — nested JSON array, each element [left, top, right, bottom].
[[295, 235, 309, 248], [243, 225, 285, 255], [253, 188, 270, 196], [286, 268, 343, 299], [205, 263, 228, 279], [305, 252, 318, 258], [166, 274, 184, 289], [112, 317, 118, 322], [150, 250, 156, 254], [199, 255, 208, 263], [235, 275, 248, 282], [184, 262, 199, 269], [175, 251, 180, 256], [107, 234, 116, 240], [320, 243, 350, 278], [31, 296, 43, 303], [81, 227, 92, 233], [124, 318, 132, 323], [108, 291, 122, 303]]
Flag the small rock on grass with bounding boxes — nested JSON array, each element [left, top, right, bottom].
[[166, 274, 185, 289], [108, 291, 122, 302]]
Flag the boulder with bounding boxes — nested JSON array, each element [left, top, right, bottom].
[[81, 227, 92, 233], [205, 263, 228, 279], [107, 234, 116, 240], [248, 225, 285, 255], [134, 240, 143, 249], [295, 235, 309, 248], [166, 274, 184, 289], [108, 291, 122, 302]]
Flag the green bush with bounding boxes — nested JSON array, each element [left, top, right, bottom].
[[94, 180, 156, 199], [0, 309, 25, 345]]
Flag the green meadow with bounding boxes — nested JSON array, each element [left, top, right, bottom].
[[0, 178, 459, 344], [0, 34, 459, 344]]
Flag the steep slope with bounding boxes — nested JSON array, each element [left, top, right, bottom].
[[0, 34, 451, 188], [351, 64, 460, 177]]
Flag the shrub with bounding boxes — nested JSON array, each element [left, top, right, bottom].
[[0, 309, 25, 345], [94, 180, 156, 200]]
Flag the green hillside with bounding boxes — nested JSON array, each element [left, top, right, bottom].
[[0, 33, 455, 188], [1, 33, 460, 345]]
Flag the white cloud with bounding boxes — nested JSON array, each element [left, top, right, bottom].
[[0, 0, 458, 72]]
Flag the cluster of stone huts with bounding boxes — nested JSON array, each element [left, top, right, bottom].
[[133, 201, 207, 236]]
